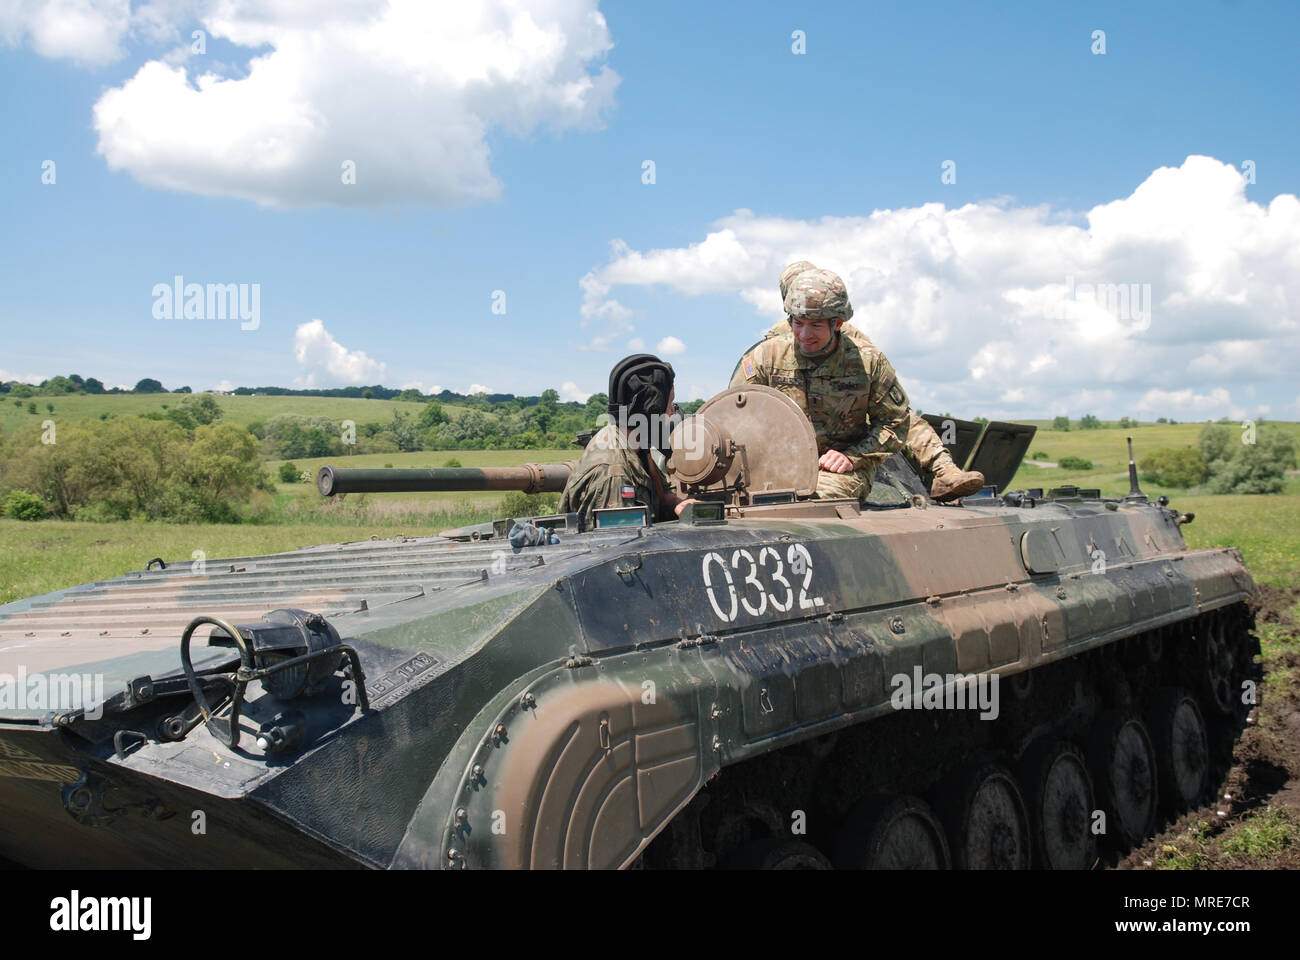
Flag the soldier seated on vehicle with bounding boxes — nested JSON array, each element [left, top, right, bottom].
[[557, 353, 697, 529], [759, 261, 984, 502], [730, 268, 929, 501]]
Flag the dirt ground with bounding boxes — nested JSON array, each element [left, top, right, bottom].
[[1119, 584, 1300, 869]]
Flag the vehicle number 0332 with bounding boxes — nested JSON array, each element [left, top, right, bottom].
[[700, 544, 824, 623]]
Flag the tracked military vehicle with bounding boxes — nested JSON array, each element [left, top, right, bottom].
[[0, 386, 1257, 869]]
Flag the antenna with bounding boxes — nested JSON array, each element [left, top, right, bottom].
[[1124, 437, 1147, 503]]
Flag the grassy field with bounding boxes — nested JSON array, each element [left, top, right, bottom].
[[0, 391, 473, 435]]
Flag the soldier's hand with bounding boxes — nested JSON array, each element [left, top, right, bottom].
[[673, 498, 700, 517], [819, 450, 854, 474]]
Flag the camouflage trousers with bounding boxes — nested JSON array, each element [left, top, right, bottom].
[[815, 413, 955, 501], [815, 467, 874, 499], [902, 411, 953, 476]]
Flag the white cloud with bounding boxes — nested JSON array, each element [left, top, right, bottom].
[[0, 0, 132, 66], [467, 383, 493, 395], [0, 368, 52, 385], [582, 156, 1300, 419], [292, 319, 387, 386], [560, 381, 591, 403], [400, 380, 441, 394], [657, 336, 685, 355], [213, 379, 235, 393], [1135, 387, 1246, 419], [13, 0, 622, 207]]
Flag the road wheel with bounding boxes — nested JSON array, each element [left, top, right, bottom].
[[940, 763, 1030, 869], [836, 795, 950, 869], [1020, 740, 1097, 870], [721, 838, 832, 870], [1089, 713, 1159, 848], [1148, 689, 1210, 813]]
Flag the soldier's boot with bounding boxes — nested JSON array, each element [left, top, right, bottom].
[[930, 461, 985, 502]]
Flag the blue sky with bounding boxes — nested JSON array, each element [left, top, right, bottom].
[[1, 0, 1297, 419]]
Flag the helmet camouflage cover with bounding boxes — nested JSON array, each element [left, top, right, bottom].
[[783, 267, 854, 321], [778, 260, 817, 300]]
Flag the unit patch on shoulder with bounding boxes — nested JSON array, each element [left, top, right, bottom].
[[621, 484, 637, 500], [742, 356, 758, 381]]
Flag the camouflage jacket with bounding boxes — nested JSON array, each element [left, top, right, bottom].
[[556, 423, 672, 529], [729, 329, 910, 471]]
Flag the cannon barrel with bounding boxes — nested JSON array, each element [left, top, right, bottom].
[[316, 462, 576, 497]]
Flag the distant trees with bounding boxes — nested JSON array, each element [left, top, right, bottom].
[[1199, 423, 1296, 494], [133, 378, 166, 393], [0, 418, 270, 521], [182, 393, 223, 425], [1079, 414, 1102, 430]]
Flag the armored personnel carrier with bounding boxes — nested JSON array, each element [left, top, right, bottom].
[[0, 387, 1257, 869]]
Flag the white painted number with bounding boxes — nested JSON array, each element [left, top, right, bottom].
[[759, 547, 793, 612], [702, 544, 820, 622], [733, 549, 767, 617], [702, 552, 738, 622], [789, 543, 824, 609]]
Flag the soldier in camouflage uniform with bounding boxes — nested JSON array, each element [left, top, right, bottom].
[[758, 262, 984, 501], [729, 269, 913, 499], [557, 354, 695, 529]]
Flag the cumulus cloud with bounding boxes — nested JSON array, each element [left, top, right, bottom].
[[292, 319, 386, 386], [8, 0, 622, 207], [657, 336, 685, 355], [467, 384, 493, 395], [400, 380, 442, 395], [581, 156, 1300, 419], [0, 0, 132, 65], [560, 381, 591, 403], [0, 367, 52, 385], [626, 337, 645, 350]]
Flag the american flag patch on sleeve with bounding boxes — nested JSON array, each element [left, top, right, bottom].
[[621, 485, 636, 500], [742, 356, 757, 381]]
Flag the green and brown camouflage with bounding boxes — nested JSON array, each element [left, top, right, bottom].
[[730, 329, 911, 495], [556, 422, 674, 530], [761, 317, 953, 477], [784, 267, 855, 321], [0, 387, 1258, 869], [778, 260, 818, 301]]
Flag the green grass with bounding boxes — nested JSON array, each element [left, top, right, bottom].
[[0, 446, 579, 604], [0, 391, 472, 435], [1156, 807, 1300, 869]]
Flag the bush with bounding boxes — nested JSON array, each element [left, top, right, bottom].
[[278, 462, 301, 483], [26, 402, 36, 414], [1201, 424, 1296, 494], [1139, 447, 1207, 488], [1030, 450, 1048, 460], [1058, 456, 1094, 471], [3, 490, 46, 521], [500, 491, 560, 518], [1079, 414, 1101, 430], [443, 458, 462, 468], [1052, 416, 1070, 431]]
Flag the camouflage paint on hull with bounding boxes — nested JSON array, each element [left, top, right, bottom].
[[0, 494, 1254, 869]]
